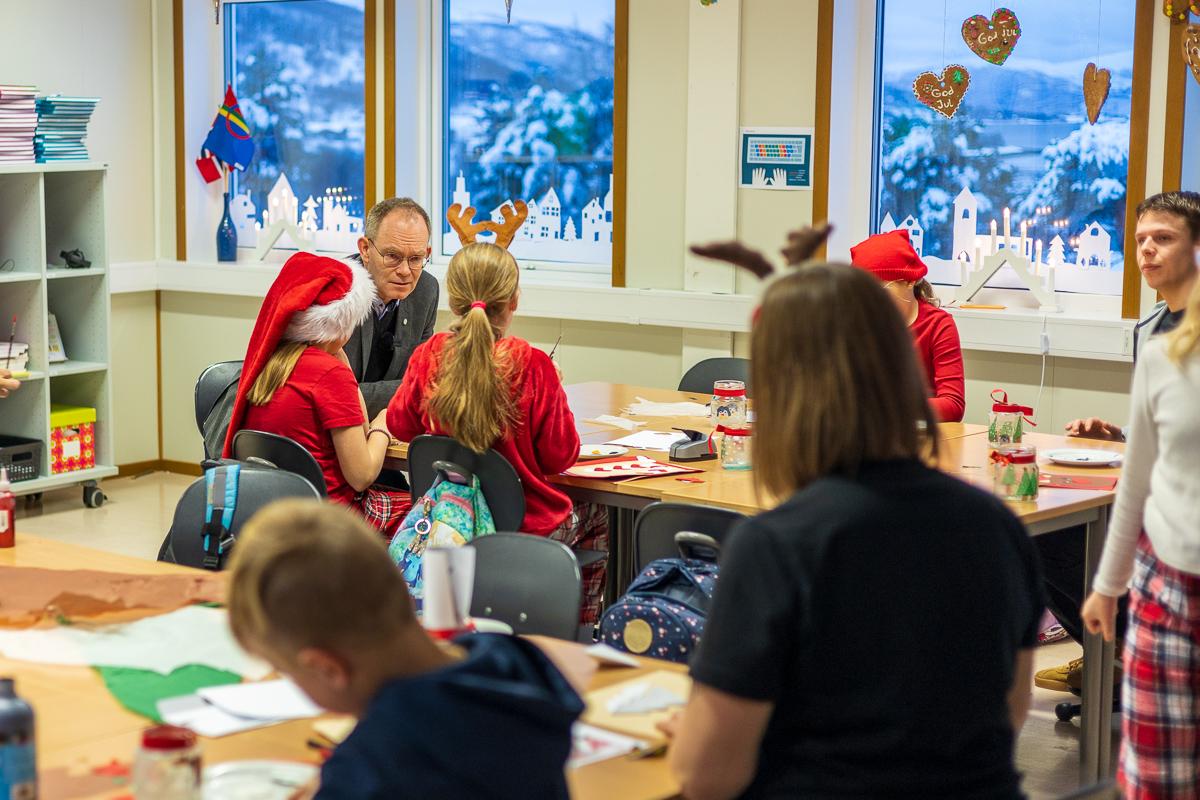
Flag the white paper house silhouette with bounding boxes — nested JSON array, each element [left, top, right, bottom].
[[953, 187, 978, 263], [1075, 222, 1112, 269]]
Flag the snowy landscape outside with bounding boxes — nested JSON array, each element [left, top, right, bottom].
[[875, 1, 1134, 295]]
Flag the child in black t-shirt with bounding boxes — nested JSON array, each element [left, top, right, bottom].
[[658, 262, 1042, 800], [226, 501, 583, 800]]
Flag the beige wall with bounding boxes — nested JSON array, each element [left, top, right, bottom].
[[110, 292, 160, 463]]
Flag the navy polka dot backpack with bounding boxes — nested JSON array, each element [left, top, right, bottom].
[[599, 533, 720, 663]]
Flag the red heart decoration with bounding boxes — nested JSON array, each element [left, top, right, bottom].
[[962, 8, 1022, 65], [912, 65, 972, 119]]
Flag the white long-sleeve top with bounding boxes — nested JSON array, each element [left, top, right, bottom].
[[1093, 337, 1200, 597]]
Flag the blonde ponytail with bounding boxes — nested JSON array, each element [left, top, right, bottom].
[[247, 342, 307, 406], [427, 243, 521, 452], [1165, 277, 1200, 365]]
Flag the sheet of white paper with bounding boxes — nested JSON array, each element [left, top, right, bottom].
[[604, 431, 689, 452], [584, 643, 640, 668], [606, 682, 686, 715], [0, 606, 271, 678], [157, 694, 273, 738], [584, 415, 644, 431], [422, 547, 475, 632], [198, 679, 322, 721], [568, 722, 647, 769], [622, 397, 710, 418]]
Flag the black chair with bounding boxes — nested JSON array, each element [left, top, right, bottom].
[[468, 533, 581, 640], [677, 357, 751, 397], [633, 501, 748, 572], [157, 465, 321, 569], [231, 429, 328, 498], [407, 435, 525, 532], [194, 360, 243, 434]]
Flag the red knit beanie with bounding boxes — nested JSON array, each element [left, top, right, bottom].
[[222, 252, 376, 458], [849, 229, 928, 283]]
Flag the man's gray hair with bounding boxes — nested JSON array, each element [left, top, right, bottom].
[[364, 197, 431, 241]]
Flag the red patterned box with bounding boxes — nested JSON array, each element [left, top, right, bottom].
[[50, 404, 96, 474]]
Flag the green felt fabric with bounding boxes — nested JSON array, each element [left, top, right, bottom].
[[96, 664, 242, 722]]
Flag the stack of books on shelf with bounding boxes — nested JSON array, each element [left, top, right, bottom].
[[35, 95, 99, 162], [0, 342, 30, 372], [0, 86, 38, 163]]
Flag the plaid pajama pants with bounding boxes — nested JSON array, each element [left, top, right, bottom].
[[355, 486, 413, 540], [548, 502, 609, 625], [1119, 536, 1200, 799]]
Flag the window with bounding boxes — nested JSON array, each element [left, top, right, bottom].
[[873, 1, 1135, 296], [224, 0, 366, 253], [441, 0, 616, 272]]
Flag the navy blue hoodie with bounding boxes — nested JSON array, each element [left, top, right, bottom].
[[315, 633, 583, 799]]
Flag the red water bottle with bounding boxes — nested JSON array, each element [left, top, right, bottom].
[[0, 467, 15, 548]]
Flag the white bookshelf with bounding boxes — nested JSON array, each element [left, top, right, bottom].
[[0, 162, 116, 505]]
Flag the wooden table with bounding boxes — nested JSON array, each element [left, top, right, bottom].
[[0, 535, 679, 800]]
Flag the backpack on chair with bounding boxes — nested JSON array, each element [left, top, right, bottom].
[[388, 460, 497, 607], [598, 532, 721, 663]]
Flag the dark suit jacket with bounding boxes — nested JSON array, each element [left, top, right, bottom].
[[345, 269, 439, 417]]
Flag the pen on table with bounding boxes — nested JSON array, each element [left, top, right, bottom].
[[629, 742, 669, 760], [548, 333, 562, 360], [4, 315, 15, 370]]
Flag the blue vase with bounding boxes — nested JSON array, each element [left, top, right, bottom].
[[216, 191, 238, 262]]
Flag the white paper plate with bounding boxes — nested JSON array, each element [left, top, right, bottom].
[[579, 444, 628, 460], [203, 760, 320, 800], [1044, 449, 1122, 467]]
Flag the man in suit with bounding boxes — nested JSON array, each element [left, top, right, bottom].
[[347, 197, 440, 417]]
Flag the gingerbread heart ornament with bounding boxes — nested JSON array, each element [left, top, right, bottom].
[[1185, 25, 1200, 87], [1163, 2, 1200, 23], [913, 65, 972, 119], [1083, 63, 1111, 125], [962, 8, 1022, 66]]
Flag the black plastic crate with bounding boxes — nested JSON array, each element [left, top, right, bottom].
[[0, 434, 43, 483]]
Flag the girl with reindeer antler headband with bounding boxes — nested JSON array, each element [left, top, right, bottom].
[[386, 203, 610, 625]]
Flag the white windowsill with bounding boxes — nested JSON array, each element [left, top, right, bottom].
[[109, 260, 1137, 360]]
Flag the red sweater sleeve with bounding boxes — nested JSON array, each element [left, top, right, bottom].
[[525, 349, 580, 475], [386, 338, 435, 441], [922, 311, 966, 422]]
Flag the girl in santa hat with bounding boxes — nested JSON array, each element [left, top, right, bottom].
[[386, 242, 608, 624], [223, 252, 412, 535], [850, 229, 966, 422]]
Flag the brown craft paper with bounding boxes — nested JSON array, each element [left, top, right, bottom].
[[1083, 62, 1112, 125], [1185, 25, 1200, 87], [913, 65, 972, 119], [961, 8, 1022, 65], [0, 566, 226, 628]]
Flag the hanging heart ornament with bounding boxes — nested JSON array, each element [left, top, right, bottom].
[[1083, 63, 1112, 125], [913, 65, 972, 119], [962, 8, 1022, 65], [1185, 24, 1200, 86], [1163, 2, 1200, 23]]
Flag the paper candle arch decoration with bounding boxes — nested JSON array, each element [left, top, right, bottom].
[[961, 8, 1023, 65], [913, 65, 972, 119], [1083, 62, 1112, 124]]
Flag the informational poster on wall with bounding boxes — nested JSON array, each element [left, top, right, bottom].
[[738, 127, 814, 190]]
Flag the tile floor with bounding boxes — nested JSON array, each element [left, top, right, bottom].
[[14, 472, 1115, 798]]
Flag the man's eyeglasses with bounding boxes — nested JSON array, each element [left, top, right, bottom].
[[367, 238, 429, 271]]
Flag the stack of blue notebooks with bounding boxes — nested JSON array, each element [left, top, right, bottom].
[[35, 95, 99, 162]]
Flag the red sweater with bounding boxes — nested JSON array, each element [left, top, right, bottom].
[[910, 302, 965, 422], [386, 332, 580, 535]]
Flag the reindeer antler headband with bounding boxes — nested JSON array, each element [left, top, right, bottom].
[[689, 223, 834, 281], [446, 200, 530, 249]]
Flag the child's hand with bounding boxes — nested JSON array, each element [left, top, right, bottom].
[[0, 368, 18, 398], [655, 710, 681, 740], [1081, 591, 1119, 642]]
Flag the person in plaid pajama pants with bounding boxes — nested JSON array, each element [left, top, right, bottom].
[[548, 502, 609, 625]]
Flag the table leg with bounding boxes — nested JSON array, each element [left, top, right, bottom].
[[1079, 505, 1115, 784], [603, 507, 638, 606]]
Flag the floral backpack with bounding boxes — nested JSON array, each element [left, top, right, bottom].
[[388, 471, 496, 608]]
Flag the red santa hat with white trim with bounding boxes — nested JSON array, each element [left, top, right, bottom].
[[222, 252, 377, 458]]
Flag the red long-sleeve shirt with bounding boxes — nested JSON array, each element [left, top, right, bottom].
[[910, 302, 965, 422], [386, 332, 580, 535]]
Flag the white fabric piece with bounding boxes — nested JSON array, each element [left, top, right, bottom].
[[622, 397, 710, 418], [584, 415, 644, 431], [0, 606, 271, 678], [604, 431, 689, 452], [568, 723, 646, 769]]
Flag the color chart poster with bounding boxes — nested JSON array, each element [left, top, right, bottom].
[[738, 127, 814, 190]]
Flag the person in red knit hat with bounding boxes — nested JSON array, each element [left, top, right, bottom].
[[386, 242, 608, 624], [224, 252, 412, 536], [850, 229, 965, 422]]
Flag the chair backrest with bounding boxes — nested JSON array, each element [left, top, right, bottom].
[[407, 435, 525, 531], [157, 465, 321, 569], [194, 361, 243, 435], [633, 501, 748, 572], [231, 429, 328, 498], [677, 357, 751, 397], [468, 533, 581, 640]]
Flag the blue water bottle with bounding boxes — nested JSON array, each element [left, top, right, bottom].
[[0, 678, 35, 799]]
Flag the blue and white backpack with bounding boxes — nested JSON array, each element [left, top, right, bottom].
[[599, 533, 720, 663]]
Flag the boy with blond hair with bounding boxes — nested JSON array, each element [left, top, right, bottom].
[[228, 500, 583, 799]]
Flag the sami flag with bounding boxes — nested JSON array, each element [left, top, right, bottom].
[[196, 85, 254, 183]]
